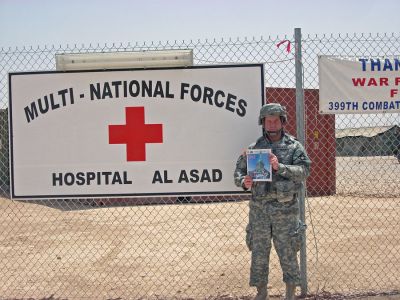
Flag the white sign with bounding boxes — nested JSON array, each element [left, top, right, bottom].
[[319, 56, 400, 114], [9, 65, 264, 199]]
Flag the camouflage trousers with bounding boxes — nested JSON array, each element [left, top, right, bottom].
[[247, 198, 301, 287]]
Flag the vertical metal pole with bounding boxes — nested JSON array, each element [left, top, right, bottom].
[[294, 27, 308, 296]]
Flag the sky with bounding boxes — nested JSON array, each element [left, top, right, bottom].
[[1, 0, 399, 48]]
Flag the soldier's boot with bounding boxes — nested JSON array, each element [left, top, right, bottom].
[[284, 283, 296, 300], [254, 283, 268, 300]]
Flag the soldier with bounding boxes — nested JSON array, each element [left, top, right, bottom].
[[234, 103, 311, 300]]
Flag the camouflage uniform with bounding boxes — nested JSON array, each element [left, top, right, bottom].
[[234, 131, 311, 287]]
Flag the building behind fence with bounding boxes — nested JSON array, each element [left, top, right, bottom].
[[336, 125, 400, 157], [0, 30, 399, 299]]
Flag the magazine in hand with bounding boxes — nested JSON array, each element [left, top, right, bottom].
[[246, 149, 272, 181]]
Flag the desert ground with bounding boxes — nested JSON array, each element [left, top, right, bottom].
[[0, 156, 399, 299]]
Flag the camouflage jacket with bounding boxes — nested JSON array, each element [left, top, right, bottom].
[[234, 133, 311, 202]]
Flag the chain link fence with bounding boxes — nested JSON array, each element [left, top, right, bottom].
[[0, 31, 399, 299]]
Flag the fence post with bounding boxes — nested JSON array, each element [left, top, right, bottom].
[[294, 27, 308, 296]]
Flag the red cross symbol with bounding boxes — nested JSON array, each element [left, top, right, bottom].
[[108, 107, 163, 162]]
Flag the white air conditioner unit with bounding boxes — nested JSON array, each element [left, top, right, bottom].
[[56, 49, 193, 70]]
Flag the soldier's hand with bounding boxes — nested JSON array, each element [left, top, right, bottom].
[[243, 175, 253, 189], [270, 153, 279, 171]]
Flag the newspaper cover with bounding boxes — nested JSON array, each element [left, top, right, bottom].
[[246, 149, 272, 181]]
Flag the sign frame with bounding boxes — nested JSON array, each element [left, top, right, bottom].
[[9, 64, 265, 199]]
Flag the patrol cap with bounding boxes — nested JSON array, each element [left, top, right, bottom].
[[258, 103, 288, 125]]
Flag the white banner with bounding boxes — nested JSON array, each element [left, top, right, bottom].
[[319, 56, 400, 114], [9, 65, 264, 199]]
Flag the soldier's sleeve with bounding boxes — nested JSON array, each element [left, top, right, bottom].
[[234, 153, 248, 189], [233, 154, 247, 188], [276, 142, 311, 182]]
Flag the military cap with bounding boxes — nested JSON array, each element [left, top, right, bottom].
[[258, 103, 288, 125]]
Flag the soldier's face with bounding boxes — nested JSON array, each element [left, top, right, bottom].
[[264, 115, 282, 131]]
